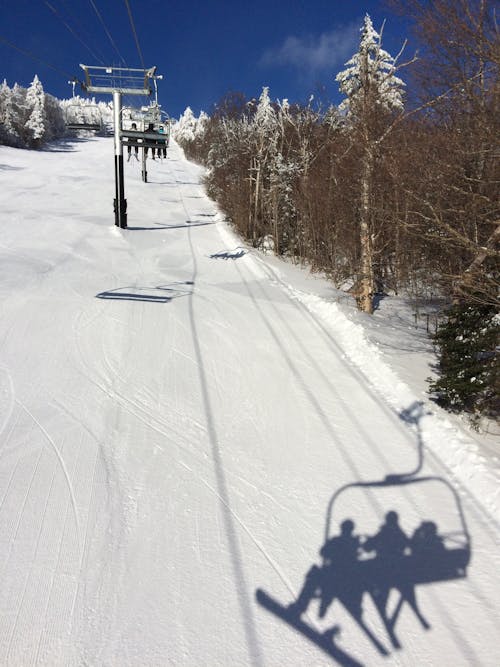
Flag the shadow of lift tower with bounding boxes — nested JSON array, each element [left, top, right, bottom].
[[77, 64, 161, 228]]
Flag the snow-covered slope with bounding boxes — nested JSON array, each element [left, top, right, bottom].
[[0, 137, 498, 666]]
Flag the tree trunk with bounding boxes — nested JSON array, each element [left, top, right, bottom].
[[253, 157, 261, 246], [358, 146, 375, 313]]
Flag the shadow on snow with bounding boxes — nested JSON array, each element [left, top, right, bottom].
[[127, 221, 214, 231], [256, 402, 471, 666], [96, 281, 194, 303]]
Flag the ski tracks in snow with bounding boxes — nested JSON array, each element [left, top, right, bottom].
[[1, 138, 499, 666], [0, 367, 15, 441]]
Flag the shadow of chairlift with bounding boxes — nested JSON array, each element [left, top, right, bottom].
[[96, 282, 193, 303], [209, 248, 247, 260], [256, 402, 471, 663], [320, 474, 470, 654], [127, 221, 215, 231]]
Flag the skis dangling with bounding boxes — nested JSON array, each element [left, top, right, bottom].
[[256, 589, 364, 667]]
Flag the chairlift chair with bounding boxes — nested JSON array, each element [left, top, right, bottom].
[[64, 102, 103, 132]]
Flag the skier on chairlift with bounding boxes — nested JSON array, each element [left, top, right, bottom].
[[144, 123, 157, 159], [127, 123, 139, 162]]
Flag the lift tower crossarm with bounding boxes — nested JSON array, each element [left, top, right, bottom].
[[79, 64, 156, 95]]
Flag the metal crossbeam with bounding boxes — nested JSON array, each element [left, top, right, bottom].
[[80, 64, 156, 95], [121, 130, 166, 141]]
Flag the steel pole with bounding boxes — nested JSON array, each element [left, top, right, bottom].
[[113, 90, 127, 228]]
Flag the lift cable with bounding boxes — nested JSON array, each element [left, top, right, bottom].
[[0, 35, 76, 80], [88, 0, 127, 66], [56, 0, 109, 65], [123, 0, 146, 70], [123, 0, 149, 108], [43, 1, 106, 65]]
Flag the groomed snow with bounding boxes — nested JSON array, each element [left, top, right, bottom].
[[0, 137, 499, 666]]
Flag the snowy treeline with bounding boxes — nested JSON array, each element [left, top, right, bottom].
[[0, 76, 113, 149], [0, 75, 66, 148], [175, 6, 499, 422], [173, 106, 208, 144]]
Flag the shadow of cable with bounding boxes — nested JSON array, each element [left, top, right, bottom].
[[0, 163, 24, 171]]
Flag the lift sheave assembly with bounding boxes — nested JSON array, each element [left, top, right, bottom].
[[78, 64, 167, 228]]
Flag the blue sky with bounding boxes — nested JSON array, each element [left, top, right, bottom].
[[1, 1, 412, 118]]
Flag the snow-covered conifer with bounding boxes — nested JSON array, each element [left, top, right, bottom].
[[336, 14, 405, 117], [0, 83, 16, 145], [0, 79, 9, 114], [0, 81, 22, 146], [25, 74, 47, 145], [253, 86, 277, 144], [44, 92, 66, 139], [174, 106, 197, 143], [194, 111, 209, 139]]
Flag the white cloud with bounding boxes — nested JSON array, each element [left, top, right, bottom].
[[260, 21, 360, 75]]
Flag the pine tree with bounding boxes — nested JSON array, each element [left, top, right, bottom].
[[429, 300, 499, 423], [25, 74, 47, 146], [174, 106, 197, 143], [252, 87, 277, 142], [0, 80, 20, 146], [194, 111, 209, 139], [43, 92, 66, 139], [336, 15, 405, 116]]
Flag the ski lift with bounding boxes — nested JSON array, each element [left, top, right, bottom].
[[122, 105, 151, 126], [121, 104, 170, 138], [120, 103, 171, 182], [64, 102, 103, 133]]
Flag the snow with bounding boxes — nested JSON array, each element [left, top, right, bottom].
[[336, 14, 405, 114], [0, 137, 499, 666]]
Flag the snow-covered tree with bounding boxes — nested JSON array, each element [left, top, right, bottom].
[[266, 151, 302, 254], [0, 76, 65, 147], [335, 15, 407, 314], [25, 75, 47, 146], [173, 107, 213, 165], [0, 79, 9, 117], [336, 15, 405, 117], [173, 106, 197, 143], [46, 93, 66, 137], [194, 110, 209, 138], [0, 80, 21, 146], [252, 86, 277, 142], [248, 87, 279, 243]]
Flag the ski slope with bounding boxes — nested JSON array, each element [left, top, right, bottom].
[[0, 137, 499, 666]]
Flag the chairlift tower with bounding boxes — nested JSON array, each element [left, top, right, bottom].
[[79, 64, 158, 228]]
